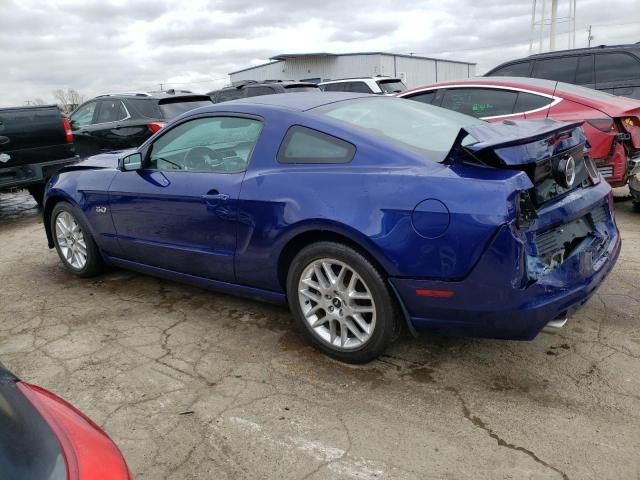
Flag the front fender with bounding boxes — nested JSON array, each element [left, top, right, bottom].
[[43, 170, 117, 249]]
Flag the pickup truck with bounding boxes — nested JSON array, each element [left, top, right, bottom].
[[0, 105, 78, 204]]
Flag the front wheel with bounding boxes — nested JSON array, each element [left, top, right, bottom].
[[286, 241, 398, 364], [51, 202, 104, 277]]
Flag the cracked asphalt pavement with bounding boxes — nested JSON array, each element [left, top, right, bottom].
[[1, 190, 639, 479]]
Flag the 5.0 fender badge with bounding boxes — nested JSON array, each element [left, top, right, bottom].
[[95, 206, 107, 214]]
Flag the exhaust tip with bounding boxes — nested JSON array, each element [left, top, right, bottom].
[[545, 316, 568, 329]]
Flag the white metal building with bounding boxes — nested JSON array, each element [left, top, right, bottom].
[[228, 52, 476, 89]]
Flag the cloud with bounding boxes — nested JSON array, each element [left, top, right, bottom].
[[0, 0, 638, 106]]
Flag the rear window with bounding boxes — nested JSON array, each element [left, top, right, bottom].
[[346, 82, 374, 94], [377, 80, 407, 94], [488, 61, 532, 77], [158, 99, 212, 119], [595, 53, 640, 84], [127, 99, 161, 118], [213, 89, 245, 103], [532, 57, 578, 83], [247, 86, 276, 96], [278, 126, 355, 164], [284, 84, 319, 92], [313, 97, 482, 162], [321, 83, 345, 92]]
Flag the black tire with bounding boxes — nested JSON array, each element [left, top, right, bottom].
[[286, 241, 398, 364], [633, 201, 640, 213], [51, 202, 105, 277], [27, 184, 45, 206]]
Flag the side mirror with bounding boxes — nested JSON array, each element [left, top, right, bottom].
[[119, 152, 143, 171]]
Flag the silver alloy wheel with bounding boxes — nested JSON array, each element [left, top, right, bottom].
[[298, 258, 376, 351], [54, 211, 88, 270]]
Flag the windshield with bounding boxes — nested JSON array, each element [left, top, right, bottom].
[[159, 100, 212, 119], [312, 97, 482, 161], [377, 79, 407, 94]]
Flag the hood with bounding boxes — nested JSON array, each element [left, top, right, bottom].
[[450, 118, 586, 166], [64, 149, 136, 171]]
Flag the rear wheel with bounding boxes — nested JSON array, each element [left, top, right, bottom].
[[51, 202, 104, 277], [286, 241, 398, 364]]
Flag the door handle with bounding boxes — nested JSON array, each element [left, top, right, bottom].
[[0, 136, 9, 145], [80, 130, 89, 134], [202, 191, 229, 201]]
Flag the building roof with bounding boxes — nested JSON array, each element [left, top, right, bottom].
[[229, 51, 476, 75]]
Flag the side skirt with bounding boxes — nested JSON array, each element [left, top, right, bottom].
[[103, 254, 287, 306]]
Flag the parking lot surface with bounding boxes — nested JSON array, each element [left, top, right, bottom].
[[0, 190, 639, 480]]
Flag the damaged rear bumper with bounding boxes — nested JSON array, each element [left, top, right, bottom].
[[390, 186, 621, 340]]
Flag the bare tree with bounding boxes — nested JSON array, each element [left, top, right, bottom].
[[26, 98, 46, 106], [53, 88, 85, 113]]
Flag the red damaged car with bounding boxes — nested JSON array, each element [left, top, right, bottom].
[[0, 364, 132, 480], [397, 77, 640, 208]]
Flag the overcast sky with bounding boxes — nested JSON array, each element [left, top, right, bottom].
[[1, 0, 639, 106]]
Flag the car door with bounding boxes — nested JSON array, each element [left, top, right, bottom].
[[69, 100, 99, 157], [108, 114, 264, 282], [90, 99, 140, 152]]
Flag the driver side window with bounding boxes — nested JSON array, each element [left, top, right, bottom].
[[70, 101, 98, 128], [148, 116, 263, 173]]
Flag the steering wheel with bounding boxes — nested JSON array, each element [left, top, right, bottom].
[[184, 146, 225, 171]]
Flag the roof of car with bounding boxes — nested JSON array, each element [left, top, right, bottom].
[[206, 91, 373, 111], [527, 42, 640, 58], [207, 81, 318, 95], [96, 90, 205, 100], [319, 77, 402, 85]]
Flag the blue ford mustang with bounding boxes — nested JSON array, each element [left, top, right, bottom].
[[43, 92, 621, 363]]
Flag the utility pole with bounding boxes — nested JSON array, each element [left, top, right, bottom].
[[549, 0, 558, 51], [159, 82, 164, 92], [587, 25, 594, 47], [529, 0, 537, 55]]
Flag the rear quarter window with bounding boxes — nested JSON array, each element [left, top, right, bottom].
[[513, 92, 553, 113], [278, 126, 355, 164], [595, 53, 640, 84]]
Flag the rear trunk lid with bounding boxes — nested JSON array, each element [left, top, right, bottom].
[[450, 118, 593, 207]]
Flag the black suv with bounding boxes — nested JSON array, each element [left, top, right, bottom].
[[207, 80, 319, 103], [485, 43, 640, 99], [68, 90, 212, 157]]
